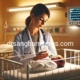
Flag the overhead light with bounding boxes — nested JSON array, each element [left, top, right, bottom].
[[8, 2, 65, 12], [8, 7, 32, 12]]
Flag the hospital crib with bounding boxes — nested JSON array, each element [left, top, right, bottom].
[[0, 44, 13, 58], [0, 48, 80, 80]]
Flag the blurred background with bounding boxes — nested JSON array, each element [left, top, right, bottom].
[[0, 0, 80, 50]]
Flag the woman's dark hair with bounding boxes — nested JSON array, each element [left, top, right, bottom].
[[25, 16, 31, 27], [25, 3, 50, 27]]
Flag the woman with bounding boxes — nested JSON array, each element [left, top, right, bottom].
[[14, 3, 64, 71]]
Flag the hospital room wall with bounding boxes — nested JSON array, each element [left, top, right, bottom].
[[0, 0, 4, 44], [0, 0, 80, 50], [53, 0, 80, 50]]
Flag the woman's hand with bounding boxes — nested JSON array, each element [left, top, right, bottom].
[[33, 51, 48, 61]]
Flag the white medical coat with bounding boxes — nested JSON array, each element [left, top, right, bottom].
[[13, 28, 57, 64]]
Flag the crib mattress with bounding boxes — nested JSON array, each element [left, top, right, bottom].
[[3, 63, 80, 80]]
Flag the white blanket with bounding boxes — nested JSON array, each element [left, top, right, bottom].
[[21, 59, 57, 73], [29, 59, 57, 72]]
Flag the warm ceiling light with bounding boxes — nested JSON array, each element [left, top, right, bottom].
[[8, 7, 32, 12], [8, 2, 65, 12]]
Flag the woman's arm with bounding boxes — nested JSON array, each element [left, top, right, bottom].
[[33, 51, 48, 61]]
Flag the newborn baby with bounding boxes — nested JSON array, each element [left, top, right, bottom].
[[51, 55, 65, 68], [33, 51, 65, 68]]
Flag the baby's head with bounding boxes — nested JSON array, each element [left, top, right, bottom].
[[51, 55, 65, 68]]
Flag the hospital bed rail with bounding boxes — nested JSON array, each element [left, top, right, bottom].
[[57, 48, 80, 63], [0, 51, 13, 58], [0, 58, 27, 80], [0, 48, 80, 80]]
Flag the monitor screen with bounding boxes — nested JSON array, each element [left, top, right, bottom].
[[67, 7, 80, 25]]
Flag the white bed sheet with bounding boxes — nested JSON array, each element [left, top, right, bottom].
[[3, 63, 80, 80]]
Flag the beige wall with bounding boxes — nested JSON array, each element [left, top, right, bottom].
[[0, 0, 4, 44], [3, 0, 66, 26], [2, 0, 67, 43], [0, 0, 80, 50]]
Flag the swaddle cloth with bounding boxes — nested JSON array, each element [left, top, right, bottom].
[[18, 59, 57, 73], [29, 59, 57, 72]]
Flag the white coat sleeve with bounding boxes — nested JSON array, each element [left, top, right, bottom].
[[13, 33, 32, 64], [13, 34, 23, 62], [46, 33, 57, 56]]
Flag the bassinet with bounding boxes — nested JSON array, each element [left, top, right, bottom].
[[0, 48, 80, 80]]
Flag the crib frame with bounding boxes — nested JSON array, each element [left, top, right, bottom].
[[0, 48, 80, 80]]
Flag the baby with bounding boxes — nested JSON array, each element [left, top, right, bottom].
[[33, 52, 65, 68], [51, 55, 65, 68]]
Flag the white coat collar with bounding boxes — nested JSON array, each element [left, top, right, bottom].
[[38, 29, 46, 52], [26, 28, 45, 53], [39, 29, 45, 43], [26, 28, 36, 55]]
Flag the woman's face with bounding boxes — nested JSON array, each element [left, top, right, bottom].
[[32, 13, 49, 28]]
